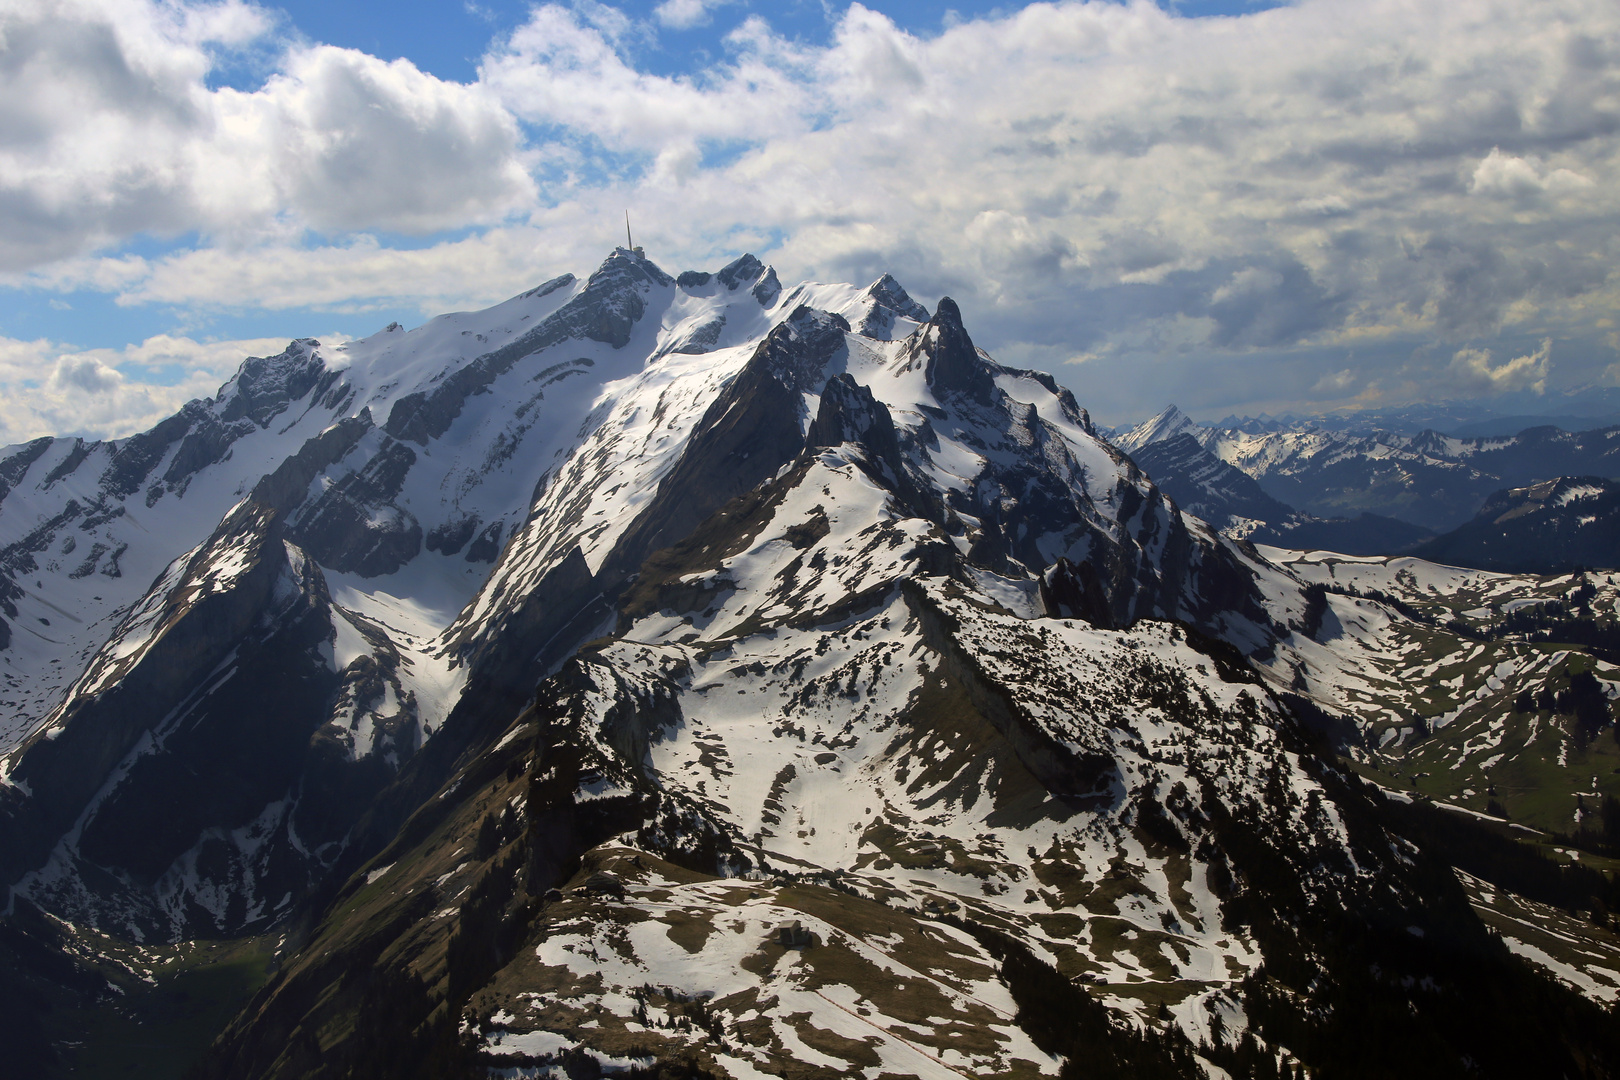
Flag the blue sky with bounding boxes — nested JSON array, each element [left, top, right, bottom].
[[0, 0, 1615, 442], [260, 1, 1283, 85]]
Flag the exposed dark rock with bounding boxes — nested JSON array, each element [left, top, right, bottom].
[[152, 341, 340, 498], [868, 273, 929, 322], [716, 254, 766, 291], [465, 520, 505, 563], [98, 542, 126, 578], [0, 474, 429, 936], [666, 316, 725, 355], [41, 440, 91, 487], [426, 516, 479, 557], [0, 501, 300, 903], [78, 504, 125, 530], [805, 372, 926, 510], [67, 542, 108, 579], [250, 410, 373, 515], [71, 542, 337, 892], [1040, 557, 1118, 629], [0, 438, 52, 510], [452, 545, 604, 718], [382, 273, 587, 446], [157, 414, 255, 493], [905, 581, 1117, 804], [806, 373, 899, 454], [100, 409, 193, 499], [908, 297, 997, 405], [288, 438, 422, 577], [1, 499, 84, 579], [752, 268, 782, 307], [293, 696, 410, 860], [856, 273, 930, 338], [941, 403, 1269, 637]]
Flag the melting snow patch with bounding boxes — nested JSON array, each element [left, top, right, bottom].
[[1502, 939, 1620, 1002], [492, 724, 528, 754], [1556, 484, 1604, 506], [484, 1029, 573, 1058]]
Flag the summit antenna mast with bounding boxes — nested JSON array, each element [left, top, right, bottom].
[[625, 211, 632, 251]]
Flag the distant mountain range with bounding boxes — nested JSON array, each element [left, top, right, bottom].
[[1114, 405, 1620, 567], [1185, 388, 1620, 440]]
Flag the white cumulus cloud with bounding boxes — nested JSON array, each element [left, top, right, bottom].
[[1444, 338, 1553, 396], [1471, 148, 1595, 199], [0, 0, 535, 271], [653, 0, 738, 31]]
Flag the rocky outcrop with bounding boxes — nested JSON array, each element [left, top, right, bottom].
[[909, 296, 997, 405], [806, 372, 928, 511], [906, 580, 1118, 802], [289, 437, 422, 576], [157, 342, 339, 496], [251, 411, 374, 515], [0, 438, 52, 510], [806, 372, 899, 454]]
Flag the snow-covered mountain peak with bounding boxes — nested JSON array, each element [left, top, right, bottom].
[[209, 338, 329, 427], [671, 251, 782, 307], [1115, 403, 1203, 454], [851, 272, 931, 340], [866, 272, 930, 319]]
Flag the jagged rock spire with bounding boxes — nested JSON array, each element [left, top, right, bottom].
[[920, 297, 996, 404]]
